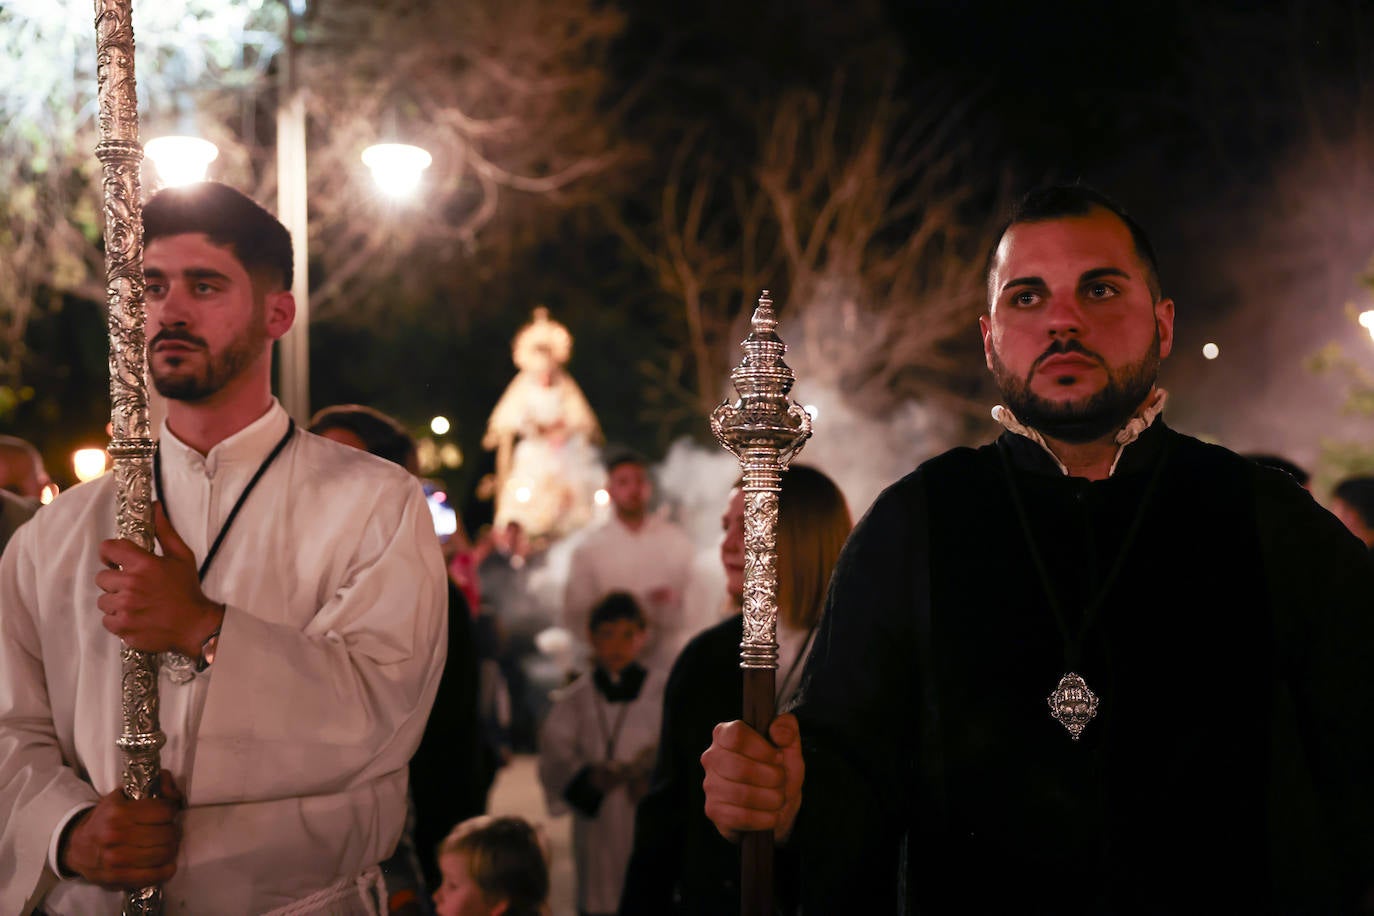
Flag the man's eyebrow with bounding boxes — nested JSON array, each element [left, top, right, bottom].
[[183, 268, 233, 282], [999, 275, 1045, 294], [142, 267, 233, 282], [1080, 267, 1131, 283]]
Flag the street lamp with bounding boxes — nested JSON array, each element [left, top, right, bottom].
[[276, 4, 433, 423], [1359, 310, 1374, 342], [144, 135, 220, 186], [361, 142, 434, 198]]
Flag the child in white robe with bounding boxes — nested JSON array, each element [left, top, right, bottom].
[[538, 592, 664, 916]]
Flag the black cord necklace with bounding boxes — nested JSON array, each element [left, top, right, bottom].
[[996, 436, 1171, 740], [592, 691, 634, 761], [154, 420, 296, 581]]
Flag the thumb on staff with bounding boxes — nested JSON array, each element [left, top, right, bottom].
[[153, 502, 193, 562]]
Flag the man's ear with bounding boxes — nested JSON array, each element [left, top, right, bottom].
[[978, 313, 995, 372], [1154, 297, 1175, 360], [264, 290, 296, 340]]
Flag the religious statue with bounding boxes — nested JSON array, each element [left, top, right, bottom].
[[482, 308, 603, 541]]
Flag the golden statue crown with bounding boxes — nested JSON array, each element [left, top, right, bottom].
[[512, 306, 573, 370]]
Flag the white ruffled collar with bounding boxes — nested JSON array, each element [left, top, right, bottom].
[[990, 388, 1168, 478]]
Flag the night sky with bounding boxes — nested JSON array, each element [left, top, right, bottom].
[[14, 0, 1374, 495], [608, 0, 1374, 475]]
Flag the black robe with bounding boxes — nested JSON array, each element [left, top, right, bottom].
[[791, 421, 1374, 914]]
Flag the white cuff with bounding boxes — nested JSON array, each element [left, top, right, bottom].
[[47, 802, 96, 878]]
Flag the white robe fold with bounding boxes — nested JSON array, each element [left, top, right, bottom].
[[0, 401, 447, 915]]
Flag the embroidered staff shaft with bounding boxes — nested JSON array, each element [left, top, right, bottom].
[[710, 290, 812, 916], [94, 2, 165, 912]]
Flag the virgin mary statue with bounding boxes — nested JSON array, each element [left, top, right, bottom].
[[482, 308, 603, 541]]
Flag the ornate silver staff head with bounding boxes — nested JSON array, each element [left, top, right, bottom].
[[711, 291, 812, 669]]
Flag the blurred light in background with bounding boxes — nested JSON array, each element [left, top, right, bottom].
[[72, 449, 108, 483], [594, 488, 610, 506], [438, 443, 462, 468], [430, 415, 450, 435], [1202, 342, 1220, 360], [361, 143, 433, 198], [144, 135, 219, 186]]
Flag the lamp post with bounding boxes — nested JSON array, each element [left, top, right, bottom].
[[276, 0, 310, 423]]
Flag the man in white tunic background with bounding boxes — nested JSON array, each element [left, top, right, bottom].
[[0, 181, 447, 915], [562, 450, 695, 668]]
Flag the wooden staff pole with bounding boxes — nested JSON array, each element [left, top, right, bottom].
[[711, 291, 812, 916], [93, 2, 165, 913]]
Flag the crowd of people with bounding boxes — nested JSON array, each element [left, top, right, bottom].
[[2, 179, 1373, 915]]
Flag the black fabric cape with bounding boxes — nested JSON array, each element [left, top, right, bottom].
[[790, 421, 1374, 914]]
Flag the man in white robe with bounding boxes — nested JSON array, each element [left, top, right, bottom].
[[0, 182, 447, 915], [563, 451, 695, 667]]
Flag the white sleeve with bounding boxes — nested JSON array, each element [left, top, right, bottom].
[[0, 523, 101, 916], [536, 690, 586, 817], [562, 542, 600, 638], [187, 482, 448, 804]]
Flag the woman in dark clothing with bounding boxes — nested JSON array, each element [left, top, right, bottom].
[[619, 466, 851, 915]]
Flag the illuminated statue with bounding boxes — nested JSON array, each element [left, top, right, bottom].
[[483, 308, 603, 541]]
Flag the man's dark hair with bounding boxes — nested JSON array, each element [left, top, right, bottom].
[[308, 404, 416, 471], [589, 591, 646, 632], [1334, 476, 1374, 528], [603, 445, 649, 474], [143, 181, 293, 290], [986, 183, 1162, 303]]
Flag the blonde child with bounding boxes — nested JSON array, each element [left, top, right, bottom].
[[434, 816, 549, 916]]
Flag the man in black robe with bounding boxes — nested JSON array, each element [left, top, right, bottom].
[[700, 185, 1374, 913]]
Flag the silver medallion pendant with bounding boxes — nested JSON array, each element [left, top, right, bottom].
[[1048, 672, 1099, 740]]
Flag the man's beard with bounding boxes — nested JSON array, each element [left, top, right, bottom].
[[150, 324, 266, 402], [989, 335, 1160, 444]]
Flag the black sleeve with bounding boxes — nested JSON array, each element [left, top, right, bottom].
[[562, 766, 606, 818], [790, 474, 925, 913], [411, 581, 483, 887], [1255, 468, 1374, 904], [619, 646, 696, 915]]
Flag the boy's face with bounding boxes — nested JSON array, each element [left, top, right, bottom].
[[590, 618, 647, 675], [435, 852, 505, 916]]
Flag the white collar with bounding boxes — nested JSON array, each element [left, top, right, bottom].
[[990, 389, 1168, 478], [159, 400, 292, 477]]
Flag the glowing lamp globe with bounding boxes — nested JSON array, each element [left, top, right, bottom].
[[72, 449, 109, 483], [145, 136, 220, 187], [361, 143, 433, 197]]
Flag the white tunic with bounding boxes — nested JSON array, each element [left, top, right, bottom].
[[537, 668, 665, 914], [562, 515, 695, 664], [0, 402, 447, 915]]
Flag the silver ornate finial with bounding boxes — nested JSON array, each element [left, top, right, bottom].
[[711, 290, 812, 670]]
